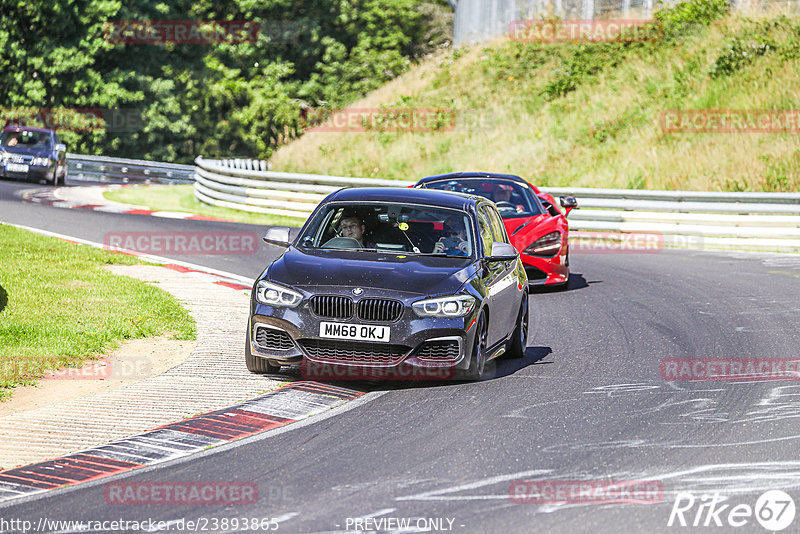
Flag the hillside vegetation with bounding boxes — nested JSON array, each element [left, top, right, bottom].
[[270, 0, 800, 191]]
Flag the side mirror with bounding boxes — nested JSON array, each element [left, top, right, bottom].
[[263, 227, 291, 248], [486, 241, 518, 262], [559, 196, 578, 217], [55, 143, 66, 152]]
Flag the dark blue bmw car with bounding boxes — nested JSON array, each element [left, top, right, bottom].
[[247, 187, 529, 381]]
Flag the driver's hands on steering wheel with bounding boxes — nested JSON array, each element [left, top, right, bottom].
[[434, 237, 468, 255], [496, 201, 524, 213]]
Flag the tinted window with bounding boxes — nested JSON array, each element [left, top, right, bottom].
[[423, 178, 544, 218], [484, 205, 510, 244], [476, 209, 494, 256]]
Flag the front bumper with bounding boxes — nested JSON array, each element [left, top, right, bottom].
[[520, 251, 568, 285], [1, 164, 54, 181], [248, 291, 480, 380]]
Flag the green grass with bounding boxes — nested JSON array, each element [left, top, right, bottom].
[[104, 184, 308, 227], [269, 0, 800, 192], [0, 224, 196, 401]]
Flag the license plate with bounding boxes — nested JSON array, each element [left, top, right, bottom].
[[319, 322, 390, 342], [6, 163, 28, 173]]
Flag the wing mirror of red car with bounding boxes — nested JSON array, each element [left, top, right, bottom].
[[559, 196, 578, 217]]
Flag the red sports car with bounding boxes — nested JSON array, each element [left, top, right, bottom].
[[415, 172, 577, 288]]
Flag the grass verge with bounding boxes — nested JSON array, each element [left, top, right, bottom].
[[104, 184, 308, 227], [0, 224, 196, 401]]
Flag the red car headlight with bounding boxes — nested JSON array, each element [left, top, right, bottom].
[[524, 231, 562, 257]]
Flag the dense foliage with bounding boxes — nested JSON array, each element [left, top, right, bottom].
[[0, 0, 451, 162]]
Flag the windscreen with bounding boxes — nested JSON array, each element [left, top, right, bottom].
[[298, 203, 475, 257], [0, 130, 51, 147], [423, 178, 543, 218]]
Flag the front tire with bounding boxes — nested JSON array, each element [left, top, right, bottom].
[[245, 332, 281, 374], [463, 312, 487, 380], [507, 294, 528, 359]]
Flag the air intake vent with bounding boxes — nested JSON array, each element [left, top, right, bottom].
[[415, 340, 460, 361], [357, 298, 403, 322], [299, 339, 408, 366], [255, 326, 294, 351], [310, 295, 354, 319]]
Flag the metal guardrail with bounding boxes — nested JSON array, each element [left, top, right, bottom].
[[195, 157, 800, 252], [194, 156, 413, 219], [67, 153, 194, 184]]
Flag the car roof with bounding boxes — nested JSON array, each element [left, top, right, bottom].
[[2, 126, 54, 135], [416, 172, 531, 188], [326, 187, 486, 211]]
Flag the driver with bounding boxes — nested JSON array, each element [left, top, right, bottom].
[[494, 184, 525, 213], [433, 215, 470, 256], [340, 213, 374, 248]]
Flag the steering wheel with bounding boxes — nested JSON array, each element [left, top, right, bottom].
[[495, 201, 516, 210], [322, 237, 363, 249]]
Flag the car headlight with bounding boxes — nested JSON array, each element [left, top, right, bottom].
[[524, 231, 562, 257], [413, 294, 475, 318], [255, 280, 303, 307], [30, 157, 53, 167]]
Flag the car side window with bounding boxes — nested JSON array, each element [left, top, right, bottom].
[[477, 208, 494, 256], [483, 206, 510, 244]]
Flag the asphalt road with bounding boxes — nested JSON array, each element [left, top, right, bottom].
[[2, 178, 800, 533]]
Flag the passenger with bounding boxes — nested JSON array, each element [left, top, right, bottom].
[[433, 215, 469, 256]]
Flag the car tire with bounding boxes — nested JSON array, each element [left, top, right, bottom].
[[245, 332, 281, 374], [507, 294, 528, 359], [463, 312, 487, 380], [49, 168, 58, 186]]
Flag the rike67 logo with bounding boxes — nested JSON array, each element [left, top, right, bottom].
[[668, 490, 796, 530]]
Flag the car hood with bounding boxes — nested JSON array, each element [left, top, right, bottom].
[[267, 247, 475, 296]]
